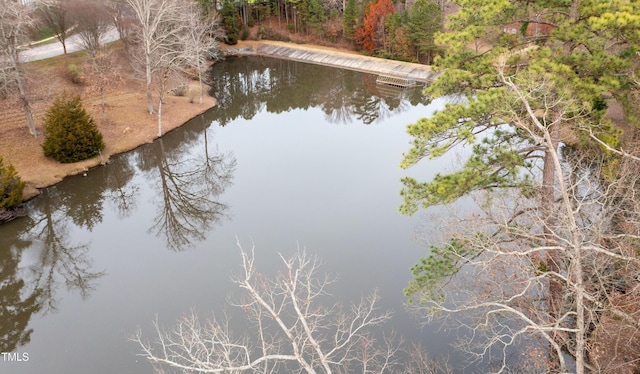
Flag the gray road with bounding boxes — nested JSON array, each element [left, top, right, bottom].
[[20, 28, 120, 62]]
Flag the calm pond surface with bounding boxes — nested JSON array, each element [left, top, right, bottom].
[[1, 56, 468, 373]]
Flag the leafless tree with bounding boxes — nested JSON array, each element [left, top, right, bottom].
[[132, 241, 448, 373], [126, 0, 189, 115], [24, 188, 105, 312], [180, 1, 225, 105], [0, 243, 42, 353], [84, 51, 124, 122], [69, 0, 112, 57], [154, 41, 187, 136], [104, 0, 137, 48], [125, 0, 223, 134], [37, 0, 72, 55], [0, 0, 38, 136]]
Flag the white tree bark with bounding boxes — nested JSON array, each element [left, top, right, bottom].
[[132, 241, 447, 373], [126, 0, 187, 114], [180, 2, 224, 105], [126, 0, 223, 135]]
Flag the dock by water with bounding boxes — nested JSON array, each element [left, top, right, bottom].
[[375, 74, 417, 87], [223, 41, 437, 84]]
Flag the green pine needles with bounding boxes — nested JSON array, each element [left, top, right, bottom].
[[404, 238, 474, 304], [0, 157, 25, 210], [42, 92, 105, 163]]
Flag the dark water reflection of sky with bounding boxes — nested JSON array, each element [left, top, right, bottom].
[[0, 57, 471, 373]]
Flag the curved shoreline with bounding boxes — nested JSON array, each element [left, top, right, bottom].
[[7, 88, 217, 202], [8, 41, 431, 203]]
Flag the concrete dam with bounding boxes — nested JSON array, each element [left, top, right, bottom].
[[223, 41, 438, 84]]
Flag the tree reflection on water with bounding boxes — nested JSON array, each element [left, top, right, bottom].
[[209, 56, 429, 126], [136, 119, 236, 251], [0, 188, 105, 353], [0, 225, 41, 352], [0, 56, 429, 367], [24, 189, 106, 311], [146, 139, 235, 251]]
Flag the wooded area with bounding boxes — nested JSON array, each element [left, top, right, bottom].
[[198, 0, 444, 63]]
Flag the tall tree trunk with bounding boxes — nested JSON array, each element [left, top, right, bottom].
[[293, 7, 297, 33], [555, 2, 584, 372], [542, 0, 582, 368], [566, 2, 584, 371], [157, 72, 167, 137], [19, 94, 36, 137], [285, 2, 289, 26], [277, 0, 281, 28], [157, 97, 163, 137], [542, 120, 562, 371], [198, 69, 204, 105], [194, 49, 204, 105], [101, 88, 107, 122], [145, 59, 154, 114], [11, 46, 37, 136]]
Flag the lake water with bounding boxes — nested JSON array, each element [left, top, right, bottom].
[[0, 56, 467, 373]]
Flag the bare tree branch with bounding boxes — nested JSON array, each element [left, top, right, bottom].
[[132, 241, 442, 373], [0, 0, 38, 136]]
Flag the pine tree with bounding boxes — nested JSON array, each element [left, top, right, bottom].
[[408, 0, 441, 64], [220, 0, 241, 45], [42, 92, 105, 163], [401, 0, 640, 372], [342, 0, 357, 40], [300, 0, 325, 36], [0, 157, 25, 210]]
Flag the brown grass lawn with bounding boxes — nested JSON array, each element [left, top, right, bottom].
[[0, 43, 216, 200]]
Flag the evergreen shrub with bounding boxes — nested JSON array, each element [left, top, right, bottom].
[[42, 92, 105, 163], [0, 157, 25, 210]]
